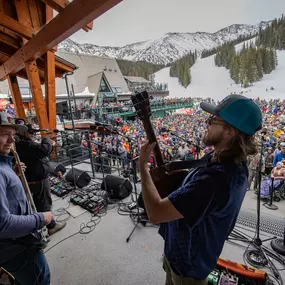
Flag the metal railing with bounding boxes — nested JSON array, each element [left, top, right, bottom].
[[92, 101, 194, 117]]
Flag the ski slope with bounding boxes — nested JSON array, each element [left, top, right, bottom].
[[154, 50, 285, 101]]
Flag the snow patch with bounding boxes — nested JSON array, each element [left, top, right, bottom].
[[154, 50, 285, 101]]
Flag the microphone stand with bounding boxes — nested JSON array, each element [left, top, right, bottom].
[[229, 134, 282, 280], [263, 177, 278, 210]]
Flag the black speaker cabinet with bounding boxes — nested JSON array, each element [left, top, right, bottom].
[[101, 175, 133, 200], [65, 168, 91, 188], [49, 161, 66, 177]]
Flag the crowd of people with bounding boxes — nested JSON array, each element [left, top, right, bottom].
[[85, 97, 285, 197]]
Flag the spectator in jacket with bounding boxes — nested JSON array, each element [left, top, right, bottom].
[[273, 142, 285, 167], [0, 112, 52, 284], [264, 147, 274, 175], [16, 124, 66, 236]]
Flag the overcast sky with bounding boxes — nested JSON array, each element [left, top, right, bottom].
[[70, 0, 285, 47]]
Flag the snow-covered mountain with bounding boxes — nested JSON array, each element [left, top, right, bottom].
[[153, 46, 285, 101], [58, 22, 269, 65]]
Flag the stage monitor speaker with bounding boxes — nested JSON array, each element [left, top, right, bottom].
[[101, 175, 132, 200], [49, 161, 66, 177], [65, 168, 91, 188]]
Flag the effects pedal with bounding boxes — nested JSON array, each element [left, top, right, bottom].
[[218, 272, 238, 285], [208, 269, 220, 285]]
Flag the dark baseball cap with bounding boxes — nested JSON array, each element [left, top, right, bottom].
[[200, 95, 262, 136]]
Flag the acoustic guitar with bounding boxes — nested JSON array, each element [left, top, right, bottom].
[[131, 91, 189, 198]]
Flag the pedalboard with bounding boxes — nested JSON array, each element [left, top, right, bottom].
[[70, 189, 107, 214]]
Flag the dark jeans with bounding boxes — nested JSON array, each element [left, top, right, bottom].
[[29, 178, 56, 229], [29, 178, 52, 212], [2, 249, 50, 285], [163, 256, 208, 285]]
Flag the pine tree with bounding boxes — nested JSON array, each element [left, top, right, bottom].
[[182, 65, 191, 88], [230, 55, 240, 83], [274, 49, 278, 67], [262, 49, 271, 74], [256, 50, 263, 80]]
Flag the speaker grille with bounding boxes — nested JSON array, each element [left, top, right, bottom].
[[236, 209, 284, 237]]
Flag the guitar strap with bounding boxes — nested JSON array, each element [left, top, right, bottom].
[[176, 151, 214, 188], [167, 151, 214, 171]]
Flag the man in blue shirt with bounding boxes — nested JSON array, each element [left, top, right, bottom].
[[139, 95, 262, 285], [0, 112, 53, 285], [273, 142, 285, 167]]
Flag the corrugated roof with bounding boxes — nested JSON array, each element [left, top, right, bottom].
[[124, 76, 151, 84]]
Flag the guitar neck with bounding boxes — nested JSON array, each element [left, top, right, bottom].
[[141, 118, 164, 167]]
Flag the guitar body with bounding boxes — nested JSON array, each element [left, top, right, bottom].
[[150, 168, 189, 198], [138, 169, 189, 211]]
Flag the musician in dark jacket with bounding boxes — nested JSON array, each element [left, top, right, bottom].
[[16, 124, 66, 236], [0, 112, 53, 285], [139, 95, 262, 285]]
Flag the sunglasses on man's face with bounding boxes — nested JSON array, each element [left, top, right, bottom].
[[206, 116, 228, 126]]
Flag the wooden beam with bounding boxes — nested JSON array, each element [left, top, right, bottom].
[[41, 0, 93, 32], [13, 0, 33, 28], [28, 0, 43, 30], [44, 51, 56, 131], [16, 69, 46, 85], [36, 57, 74, 76], [45, 5, 57, 51], [86, 21, 93, 30], [0, 25, 22, 41], [0, 0, 122, 80], [0, 42, 18, 58], [0, 32, 21, 49], [0, 12, 34, 39], [25, 60, 49, 129], [45, 4, 54, 23], [0, 0, 4, 12], [8, 75, 26, 119], [41, 0, 68, 12]]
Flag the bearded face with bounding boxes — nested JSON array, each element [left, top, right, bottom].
[[202, 127, 224, 147]]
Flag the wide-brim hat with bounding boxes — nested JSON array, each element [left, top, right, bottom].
[[17, 123, 41, 136], [0, 112, 27, 133]]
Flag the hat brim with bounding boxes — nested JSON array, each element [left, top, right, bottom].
[[28, 128, 40, 133], [1, 124, 28, 133], [200, 102, 218, 116]]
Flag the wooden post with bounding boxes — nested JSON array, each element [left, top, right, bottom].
[[7, 75, 26, 120], [25, 60, 49, 130], [44, 51, 56, 131], [45, 5, 57, 136]]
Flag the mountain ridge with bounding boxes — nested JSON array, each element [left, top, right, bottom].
[[58, 21, 270, 65]]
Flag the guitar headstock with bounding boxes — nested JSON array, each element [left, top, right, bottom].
[[131, 91, 151, 120]]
